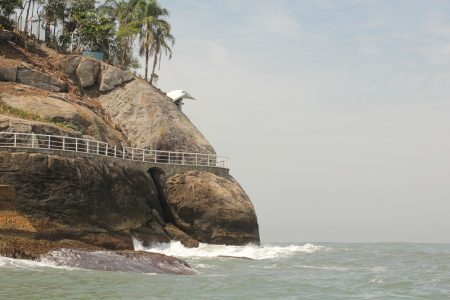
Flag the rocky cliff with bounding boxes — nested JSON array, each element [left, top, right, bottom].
[[0, 30, 259, 266]]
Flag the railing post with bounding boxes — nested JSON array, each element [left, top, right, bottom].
[[114, 146, 117, 158], [31, 133, 35, 148], [48, 136, 51, 149], [75, 139, 78, 152], [168, 152, 171, 164], [154, 151, 157, 163], [207, 155, 210, 166], [97, 142, 99, 155], [62, 137, 65, 151], [142, 150, 145, 162], [105, 144, 108, 156], [182, 153, 184, 165], [195, 153, 198, 166], [123, 148, 125, 159], [86, 140, 89, 153]]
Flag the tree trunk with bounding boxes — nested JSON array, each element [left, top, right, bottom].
[[150, 45, 159, 85], [30, 0, 35, 37], [53, 22, 57, 49], [18, 7, 25, 32], [24, 0, 31, 34], [145, 47, 149, 80], [45, 21, 50, 45]]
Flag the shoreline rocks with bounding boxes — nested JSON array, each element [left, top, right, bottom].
[[167, 171, 260, 245]]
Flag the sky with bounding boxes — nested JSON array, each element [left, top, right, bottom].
[[153, 0, 450, 243]]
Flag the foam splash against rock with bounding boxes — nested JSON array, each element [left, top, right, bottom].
[[133, 239, 330, 260]]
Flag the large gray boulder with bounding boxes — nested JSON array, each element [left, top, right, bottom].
[[61, 56, 134, 91], [75, 58, 100, 88], [96, 79, 216, 154], [0, 92, 126, 147], [60, 55, 81, 75], [166, 171, 260, 245], [16, 68, 67, 92], [99, 64, 134, 92], [0, 67, 17, 82]]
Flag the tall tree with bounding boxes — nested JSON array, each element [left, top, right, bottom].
[[138, 0, 174, 83], [148, 25, 174, 84], [102, 0, 141, 69], [0, 0, 23, 30]]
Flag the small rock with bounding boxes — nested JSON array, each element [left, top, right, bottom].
[[20, 62, 34, 69], [48, 93, 71, 101]]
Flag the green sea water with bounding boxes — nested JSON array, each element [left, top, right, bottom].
[[0, 242, 449, 299]]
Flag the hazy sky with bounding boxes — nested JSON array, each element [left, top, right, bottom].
[[154, 0, 450, 243]]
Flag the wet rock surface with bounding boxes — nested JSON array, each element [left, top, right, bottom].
[[0, 151, 170, 249], [166, 171, 260, 245], [40, 249, 196, 275]]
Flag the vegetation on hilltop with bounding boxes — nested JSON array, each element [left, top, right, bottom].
[[0, 0, 174, 84]]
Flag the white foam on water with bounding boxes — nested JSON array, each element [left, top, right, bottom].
[[0, 255, 79, 271], [133, 239, 330, 260], [370, 277, 385, 284], [295, 265, 349, 271]]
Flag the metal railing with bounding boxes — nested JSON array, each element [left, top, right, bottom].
[[0, 132, 229, 169]]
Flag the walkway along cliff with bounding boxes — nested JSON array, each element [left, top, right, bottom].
[[0, 31, 260, 261]]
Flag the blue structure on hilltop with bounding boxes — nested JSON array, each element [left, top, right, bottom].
[[81, 51, 104, 61]]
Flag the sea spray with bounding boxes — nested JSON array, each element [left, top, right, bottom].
[[133, 239, 330, 260]]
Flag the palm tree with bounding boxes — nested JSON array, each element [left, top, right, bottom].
[[148, 25, 174, 84], [138, 0, 174, 84], [102, 0, 141, 69]]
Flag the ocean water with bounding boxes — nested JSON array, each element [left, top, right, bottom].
[[0, 242, 449, 299]]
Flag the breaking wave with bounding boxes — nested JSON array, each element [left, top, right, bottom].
[[133, 240, 330, 260], [0, 255, 78, 271]]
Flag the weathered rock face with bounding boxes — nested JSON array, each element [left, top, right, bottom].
[[0, 92, 125, 147], [97, 79, 216, 154], [0, 115, 80, 137], [41, 249, 196, 275], [99, 64, 134, 92], [166, 171, 260, 245], [75, 58, 100, 88], [60, 56, 81, 75], [16, 68, 68, 92], [0, 65, 67, 92], [0, 151, 171, 248], [0, 67, 17, 82], [61, 55, 134, 91]]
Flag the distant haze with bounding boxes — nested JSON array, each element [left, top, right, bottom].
[[151, 0, 450, 243]]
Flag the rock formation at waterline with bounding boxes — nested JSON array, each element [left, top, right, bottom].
[[0, 30, 259, 266], [167, 171, 260, 245]]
